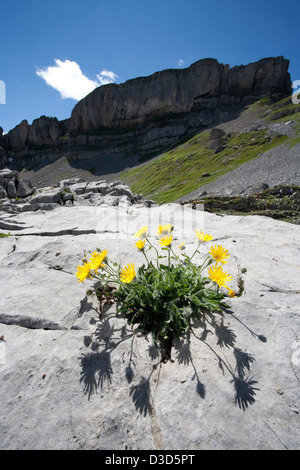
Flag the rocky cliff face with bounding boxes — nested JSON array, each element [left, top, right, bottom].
[[70, 57, 291, 131], [1, 56, 291, 170]]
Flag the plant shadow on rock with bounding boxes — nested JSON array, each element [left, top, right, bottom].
[[79, 300, 266, 413], [176, 309, 265, 411]]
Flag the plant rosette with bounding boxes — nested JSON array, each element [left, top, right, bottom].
[[75, 225, 239, 357]]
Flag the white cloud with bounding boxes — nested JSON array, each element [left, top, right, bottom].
[[178, 59, 184, 67], [36, 59, 118, 101], [97, 69, 119, 85]]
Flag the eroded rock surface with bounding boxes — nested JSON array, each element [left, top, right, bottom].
[[0, 201, 299, 450]]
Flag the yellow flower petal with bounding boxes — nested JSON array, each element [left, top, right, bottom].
[[89, 249, 108, 273], [120, 263, 136, 283], [157, 224, 173, 236], [158, 234, 172, 247], [178, 242, 185, 250], [208, 264, 233, 288], [134, 226, 148, 239], [227, 288, 237, 298], [195, 229, 213, 242], [135, 239, 146, 250], [209, 244, 230, 265], [76, 262, 92, 283]]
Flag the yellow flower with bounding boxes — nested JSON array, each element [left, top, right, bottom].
[[89, 249, 108, 273], [157, 224, 173, 236], [135, 239, 146, 250], [227, 288, 237, 298], [158, 234, 173, 247], [134, 226, 148, 239], [178, 242, 185, 250], [120, 263, 136, 283], [76, 262, 92, 283], [208, 264, 233, 288], [209, 244, 230, 265], [195, 229, 213, 242]]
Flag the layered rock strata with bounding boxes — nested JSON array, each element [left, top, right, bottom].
[[0, 57, 291, 170]]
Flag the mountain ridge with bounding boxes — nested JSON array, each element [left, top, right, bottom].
[[0, 56, 291, 171]]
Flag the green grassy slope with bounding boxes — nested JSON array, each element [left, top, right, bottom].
[[120, 96, 300, 204]]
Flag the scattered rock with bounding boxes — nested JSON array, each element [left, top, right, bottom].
[[21, 202, 59, 212], [0, 169, 34, 200], [59, 177, 85, 188], [143, 199, 157, 207], [214, 145, 226, 153], [17, 177, 34, 198], [0, 177, 146, 213], [0, 187, 7, 198], [7, 180, 17, 198], [209, 127, 226, 141], [30, 189, 62, 205]]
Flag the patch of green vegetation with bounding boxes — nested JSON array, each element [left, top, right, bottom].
[[288, 133, 300, 148], [59, 133, 70, 140], [189, 185, 300, 225], [262, 96, 300, 148], [0, 232, 12, 238], [60, 187, 74, 204], [120, 129, 288, 204]]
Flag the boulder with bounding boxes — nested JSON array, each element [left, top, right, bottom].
[[143, 199, 157, 207], [6, 179, 17, 198], [59, 177, 85, 188], [113, 184, 134, 202], [21, 202, 59, 212], [84, 182, 102, 194], [61, 192, 73, 202], [209, 127, 226, 141], [70, 183, 87, 195], [97, 182, 109, 195], [0, 170, 34, 200], [0, 186, 7, 198], [29, 189, 61, 204], [207, 138, 226, 151], [17, 177, 34, 198], [0, 169, 18, 179]]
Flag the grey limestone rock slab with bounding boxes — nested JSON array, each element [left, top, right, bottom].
[[0, 203, 299, 450]]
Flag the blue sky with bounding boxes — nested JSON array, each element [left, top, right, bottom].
[[0, 0, 299, 134]]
